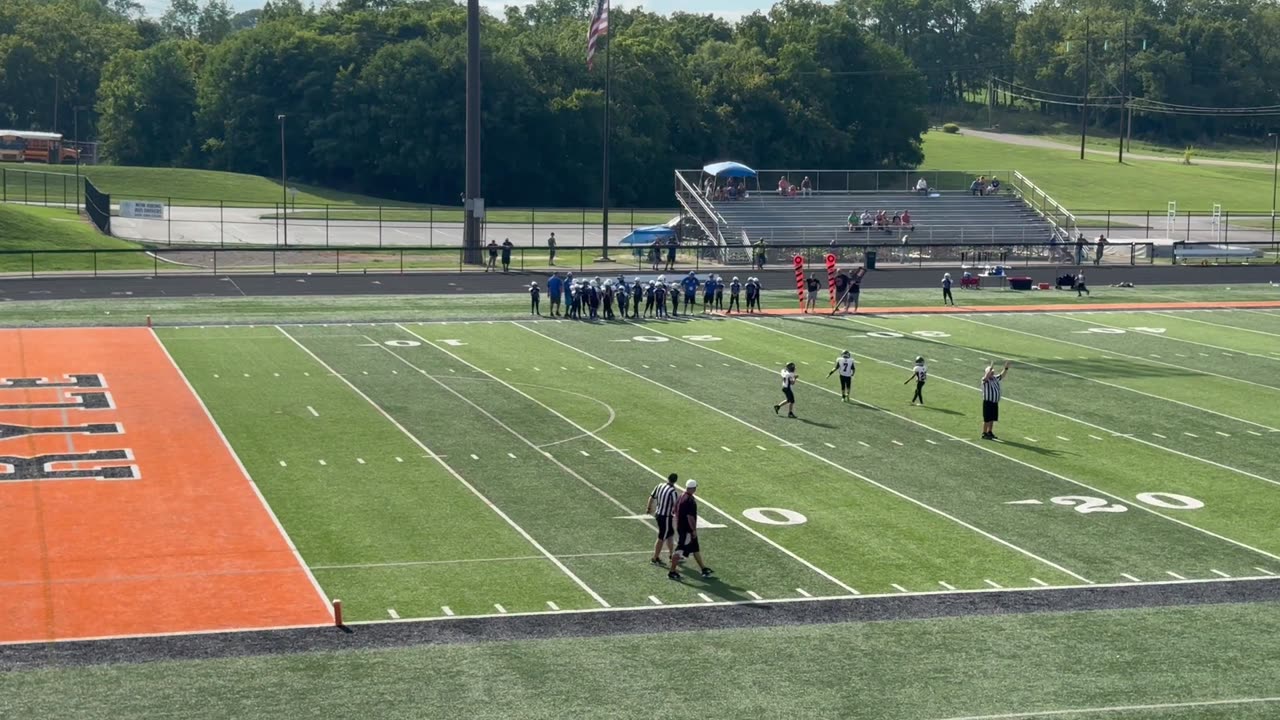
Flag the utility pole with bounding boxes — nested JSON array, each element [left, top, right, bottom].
[[987, 76, 994, 128], [278, 114, 287, 247], [1119, 18, 1128, 164], [1270, 132, 1278, 245], [463, 0, 482, 265], [1080, 15, 1089, 160], [74, 105, 85, 209]]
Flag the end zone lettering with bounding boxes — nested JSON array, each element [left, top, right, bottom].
[[0, 450, 139, 483]]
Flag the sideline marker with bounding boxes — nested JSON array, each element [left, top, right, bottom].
[[332, 599, 344, 627]]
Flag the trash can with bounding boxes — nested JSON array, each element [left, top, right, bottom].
[[1008, 276, 1033, 291], [865, 250, 877, 270]]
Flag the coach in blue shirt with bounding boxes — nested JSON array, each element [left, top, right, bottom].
[[547, 273, 563, 316]]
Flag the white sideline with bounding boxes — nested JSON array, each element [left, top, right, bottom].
[[1149, 310, 1280, 338], [1051, 312, 1280, 364], [149, 328, 333, 619], [275, 325, 610, 608], [515, 321, 1089, 586], [930, 696, 1280, 720]]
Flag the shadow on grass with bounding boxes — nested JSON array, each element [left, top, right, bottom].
[[991, 438, 1071, 457], [913, 404, 965, 417]]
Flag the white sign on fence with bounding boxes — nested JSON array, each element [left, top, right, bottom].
[[120, 200, 165, 220]]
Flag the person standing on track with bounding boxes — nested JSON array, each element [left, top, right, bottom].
[[827, 350, 856, 402], [648, 473, 680, 566], [905, 356, 927, 405], [669, 479, 712, 580], [529, 281, 541, 315], [805, 273, 819, 313], [547, 232, 557, 266], [981, 361, 1011, 440], [501, 238, 514, 273], [486, 240, 499, 271], [1075, 270, 1090, 297], [942, 273, 954, 306], [773, 362, 799, 418]]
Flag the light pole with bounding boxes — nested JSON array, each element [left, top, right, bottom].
[[278, 114, 288, 247]]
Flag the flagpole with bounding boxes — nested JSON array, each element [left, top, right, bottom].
[[600, 6, 612, 262]]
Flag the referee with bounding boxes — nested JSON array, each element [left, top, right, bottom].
[[981, 361, 1011, 440], [647, 473, 679, 565]]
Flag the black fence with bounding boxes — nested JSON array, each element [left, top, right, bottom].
[[1, 240, 1226, 281], [84, 178, 110, 235]]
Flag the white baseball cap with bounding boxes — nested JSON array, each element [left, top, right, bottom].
[[686, 479, 697, 489]]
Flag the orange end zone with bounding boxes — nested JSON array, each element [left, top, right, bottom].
[[0, 328, 332, 644], [747, 299, 1280, 316]]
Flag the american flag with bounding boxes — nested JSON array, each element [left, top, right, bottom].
[[587, 0, 609, 70]]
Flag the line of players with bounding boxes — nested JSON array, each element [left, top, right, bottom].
[[773, 352, 930, 417], [530, 272, 767, 319]]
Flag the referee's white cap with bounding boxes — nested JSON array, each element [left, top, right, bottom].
[[686, 479, 697, 489]]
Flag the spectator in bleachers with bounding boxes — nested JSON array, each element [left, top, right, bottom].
[[970, 178, 982, 196], [727, 180, 738, 200], [777, 177, 791, 196], [978, 176, 988, 194], [847, 211, 858, 232], [892, 210, 902, 227], [900, 210, 914, 230], [801, 176, 812, 196], [875, 210, 889, 232], [860, 210, 873, 227], [989, 177, 1001, 195], [916, 177, 929, 194]]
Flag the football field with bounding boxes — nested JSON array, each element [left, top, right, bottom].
[[4, 306, 1280, 641], [145, 306, 1280, 625]]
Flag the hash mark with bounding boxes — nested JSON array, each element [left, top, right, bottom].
[[494, 604, 507, 614], [823, 442, 836, 448], [697, 593, 714, 603], [580, 450, 590, 457], [1248, 430, 1263, 436], [1152, 432, 1167, 439], [746, 591, 762, 601], [984, 579, 1002, 589], [1023, 437, 1038, 443], [213, 374, 220, 379], [938, 581, 956, 590], [756, 445, 767, 451], [687, 447, 698, 453], [1122, 573, 1142, 582], [721, 446, 734, 452], [244, 373, 251, 377], [1089, 434, 1104, 440], [318, 459, 327, 466], [273, 372, 280, 377], [1255, 567, 1277, 576], [546, 601, 559, 610], [441, 606, 454, 616], [652, 448, 662, 454], [925, 439, 937, 445], [278, 460, 287, 467], [470, 454, 479, 460], [303, 372, 310, 376], [1030, 578, 1049, 587], [1216, 431, 1231, 437], [648, 595, 663, 605], [891, 584, 908, 593], [1184, 432, 1198, 438], [857, 441, 870, 447], [1056, 436, 1070, 441], [507, 453, 517, 459], [1211, 569, 1232, 578], [795, 588, 812, 597], [891, 440, 904, 446], [387, 609, 399, 619], [395, 457, 404, 463], [1166, 571, 1186, 580], [356, 458, 365, 465]]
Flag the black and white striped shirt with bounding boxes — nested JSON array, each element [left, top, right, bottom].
[[983, 375, 1002, 403], [650, 483, 678, 516]]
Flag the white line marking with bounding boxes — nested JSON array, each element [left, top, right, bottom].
[[687, 447, 698, 453], [312, 555, 545, 571], [697, 593, 714, 603], [891, 584, 909, 593], [149, 330, 332, 620], [356, 458, 365, 464], [746, 591, 763, 600], [756, 444, 767, 450], [928, 696, 1280, 720], [891, 440, 904, 446], [1248, 430, 1263, 436], [306, 405, 319, 417], [579, 450, 590, 456], [212, 374, 219, 379], [1216, 431, 1231, 437], [857, 440, 870, 448], [1121, 573, 1142, 582], [1153, 309, 1280, 338], [1056, 436, 1070, 441], [547, 601, 559, 610], [1256, 567, 1277, 576], [722, 446, 734, 452], [395, 456, 404, 462], [1023, 437, 1038, 443], [1152, 432, 1166, 439], [278, 460, 287, 467], [318, 459, 327, 466], [470, 453, 479, 460], [1030, 577, 1049, 586], [1211, 569, 1231, 578], [507, 452, 517, 459], [441, 606, 454, 616], [648, 595, 663, 605], [387, 608, 399, 619], [652, 448, 662, 454], [1184, 432, 1198, 438], [925, 439, 938, 445], [277, 326, 610, 608], [795, 588, 812, 597], [494, 604, 507, 613], [938, 581, 956, 590], [1088, 434, 1103, 440], [1050, 312, 1280, 369], [984, 579, 1002, 589]]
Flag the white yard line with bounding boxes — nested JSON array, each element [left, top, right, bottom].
[[955, 315, 1280, 397], [150, 329, 333, 619], [374, 333, 652, 526], [1148, 310, 1280, 338], [510, 323, 866, 595], [801, 317, 1280, 488], [928, 696, 1280, 720], [728, 320, 1280, 565], [276, 325, 610, 608], [1051, 313, 1280, 363], [538, 321, 1091, 585]]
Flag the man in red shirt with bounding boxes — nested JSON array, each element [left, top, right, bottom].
[[668, 479, 713, 581]]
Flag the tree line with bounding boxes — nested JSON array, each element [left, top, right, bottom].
[[2, 0, 1279, 207]]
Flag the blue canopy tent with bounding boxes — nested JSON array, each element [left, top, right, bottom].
[[700, 161, 759, 199], [619, 225, 675, 245]]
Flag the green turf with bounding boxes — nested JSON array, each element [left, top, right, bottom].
[[3, 283, 1277, 328], [7, 602, 1280, 719], [921, 131, 1279, 211], [0, 204, 151, 273]]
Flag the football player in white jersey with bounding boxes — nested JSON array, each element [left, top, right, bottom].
[[773, 362, 798, 418], [827, 350, 856, 401]]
